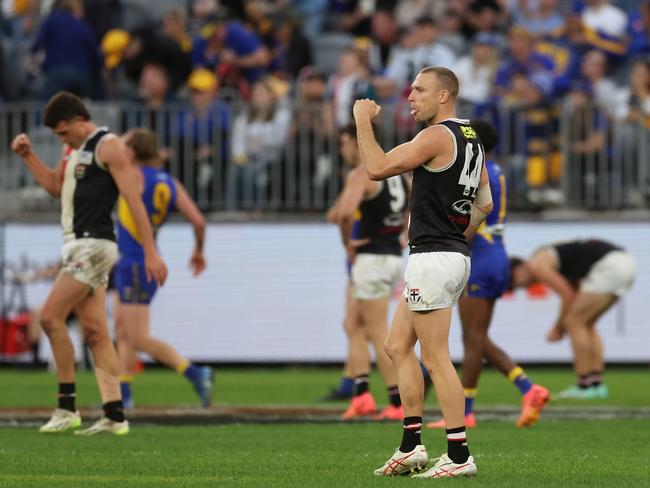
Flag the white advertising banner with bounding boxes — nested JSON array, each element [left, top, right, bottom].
[[3, 221, 649, 363]]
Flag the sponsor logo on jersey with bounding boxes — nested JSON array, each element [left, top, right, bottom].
[[460, 126, 477, 139], [452, 199, 473, 215]]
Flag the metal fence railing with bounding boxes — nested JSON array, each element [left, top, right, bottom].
[[0, 100, 648, 213]]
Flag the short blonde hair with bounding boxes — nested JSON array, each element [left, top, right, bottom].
[[419, 66, 459, 99]]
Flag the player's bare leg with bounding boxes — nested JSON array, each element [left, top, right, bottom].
[[341, 295, 376, 419], [427, 295, 494, 429], [73, 286, 129, 435], [325, 287, 369, 401], [358, 297, 402, 419], [116, 302, 214, 407], [75, 288, 122, 402], [559, 292, 616, 399], [413, 306, 464, 428], [41, 274, 92, 383], [38, 273, 90, 433], [375, 300, 427, 476]]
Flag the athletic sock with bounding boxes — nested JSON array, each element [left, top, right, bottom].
[[354, 374, 370, 396], [103, 400, 126, 422], [464, 388, 477, 415], [446, 426, 470, 464], [387, 385, 401, 407], [58, 383, 76, 412], [119, 375, 132, 402], [590, 371, 603, 387], [508, 366, 533, 395], [578, 374, 592, 389], [400, 416, 422, 452], [338, 376, 355, 396], [178, 361, 202, 384]]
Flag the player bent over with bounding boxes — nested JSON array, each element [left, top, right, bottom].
[[114, 128, 213, 408], [510, 239, 635, 399]]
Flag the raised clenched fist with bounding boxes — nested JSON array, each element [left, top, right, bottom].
[[11, 133, 33, 158]]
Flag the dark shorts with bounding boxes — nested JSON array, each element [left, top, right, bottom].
[[114, 256, 158, 305], [467, 244, 509, 300]]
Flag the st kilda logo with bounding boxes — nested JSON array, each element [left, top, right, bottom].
[[74, 163, 90, 180]]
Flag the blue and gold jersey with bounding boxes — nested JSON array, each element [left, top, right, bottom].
[[467, 159, 509, 299], [473, 160, 506, 250], [116, 165, 177, 259]]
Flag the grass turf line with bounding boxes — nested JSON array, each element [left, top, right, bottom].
[[1, 367, 649, 409], [0, 421, 649, 487]]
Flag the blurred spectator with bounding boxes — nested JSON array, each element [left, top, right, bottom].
[[191, 15, 270, 85], [173, 68, 230, 205], [30, 0, 103, 100], [286, 0, 328, 40], [380, 16, 455, 98], [564, 80, 608, 208], [329, 47, 373, 128], [412, 15, 456, 69], [268, 13, 313, 80], [163, 7, 193, 55], [494, 27, 555, 99], [285, 67, 335, 205], [615, 59, 650, 125], [188, 0, 219, 33], [513, 0, 565, 37], [1, 0, 38, 41], [580, 0, 628, 59], [394, 0, 446, 29], [460, 0, 502, 40], [82, 0, 123, 42], [138, 62, 172, 109], [498, 71, 558, 205], [334, 0, 374, 37], [228, 78, 291, 209], [626, 0, 650, 58], [437, 7, 468, 55], [455, 32, 498, 105], [122, 21, 191, 92], [366, 9, 400, 75], [579, 49, 620, 117], [100, 27, 130, 98]]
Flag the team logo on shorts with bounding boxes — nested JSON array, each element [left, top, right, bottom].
[[75, 163, 90, 180], [408, 288, 422, 303]]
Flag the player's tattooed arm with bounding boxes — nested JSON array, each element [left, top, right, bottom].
[[464, 164, 493, 241]]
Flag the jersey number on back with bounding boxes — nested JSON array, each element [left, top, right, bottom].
[[386, 177, 406, 213], [458, 143, 483, 197], [151, 182, 172, 229]]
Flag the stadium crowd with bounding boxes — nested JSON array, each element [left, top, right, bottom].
[[1, 0, 649, 209]]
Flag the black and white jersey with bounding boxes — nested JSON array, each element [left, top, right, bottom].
[[357, 175, 408, 256], [552, 239, 622, 281], [60, 128, 119, 242], [408, 118, 485, 256]]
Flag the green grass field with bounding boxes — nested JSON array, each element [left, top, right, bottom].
[[1, 367, 649, 487]]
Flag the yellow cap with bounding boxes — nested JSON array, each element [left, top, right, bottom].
[[101, 29, 130, 69], [188, 68, 218, 92]]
